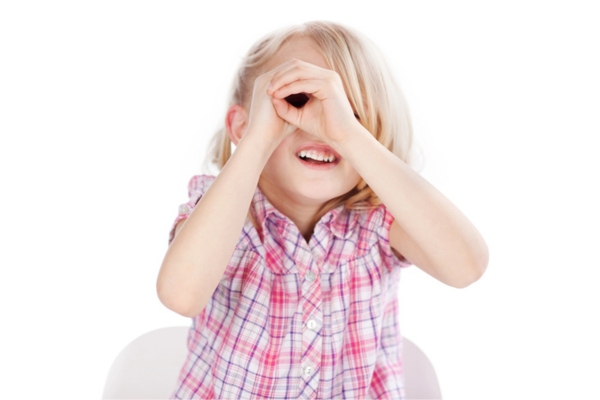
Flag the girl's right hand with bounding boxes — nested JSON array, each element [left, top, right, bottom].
[[245, 71, 297, 144]]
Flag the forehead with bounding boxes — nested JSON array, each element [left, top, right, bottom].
[[265, 36, 330, 71]]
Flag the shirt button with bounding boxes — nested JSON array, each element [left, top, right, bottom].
[[303, 365, 313, 377], [178, 204, 190, 215], [305, 271, 316, 282], [306, 319, 318, 331]]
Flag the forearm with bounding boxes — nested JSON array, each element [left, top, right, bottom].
[[157, 132, 278, 317], [332, 126, 488, 286]]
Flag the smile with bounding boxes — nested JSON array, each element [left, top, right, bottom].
[[297, 149, 337, 163]]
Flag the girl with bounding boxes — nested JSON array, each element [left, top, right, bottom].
[[157, 21, 488, 399]]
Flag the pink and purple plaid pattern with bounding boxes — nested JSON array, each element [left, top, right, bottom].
[[168, 175, 410, 399]]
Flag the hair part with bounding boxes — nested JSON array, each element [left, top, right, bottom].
[[206, 21, 415, 222]]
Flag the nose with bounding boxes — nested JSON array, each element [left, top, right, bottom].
[[285, 93, 309, 108]]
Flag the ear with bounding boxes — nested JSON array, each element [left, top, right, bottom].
[[225, 104, 248, 146]]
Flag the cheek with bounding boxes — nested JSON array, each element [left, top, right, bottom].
[[342, 165, 362, 189], [261, 148, 289, 178], [267, 138, 292, 164], [270, 147, 288, 165]]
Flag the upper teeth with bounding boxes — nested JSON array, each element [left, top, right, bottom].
[[298, 150, 335, 162]]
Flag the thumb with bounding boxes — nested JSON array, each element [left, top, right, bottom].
[[272, 97, 302, 126]]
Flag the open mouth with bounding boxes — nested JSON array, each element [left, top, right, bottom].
[[296, 149, 338, 165]]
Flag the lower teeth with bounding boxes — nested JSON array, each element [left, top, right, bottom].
[[301, 157, 329, 163]]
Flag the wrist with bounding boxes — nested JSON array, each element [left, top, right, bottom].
[[237, 127, 282, 160], [329, 123, 374, 158]]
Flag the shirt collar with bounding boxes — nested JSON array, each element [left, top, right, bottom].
[[250, 187, 359, 240], [315, 203, 358, 239]]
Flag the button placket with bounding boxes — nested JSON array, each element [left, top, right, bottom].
[[302, 365, 313, 377], [300, 260, 323, 396], [306, 319, 319, 331]]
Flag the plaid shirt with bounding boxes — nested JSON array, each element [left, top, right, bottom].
[[169, 175, 410, 399]]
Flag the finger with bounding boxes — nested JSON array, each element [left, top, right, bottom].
[[272, 79, 329, 101], [267, 60, 328, 95], [282, 121, 298, 137], [272, 97, 303, 127]]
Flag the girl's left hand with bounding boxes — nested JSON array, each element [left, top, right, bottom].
[[266, 59, 361, 145]]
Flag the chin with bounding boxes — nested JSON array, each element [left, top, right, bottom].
[[289, 179, 356, 206], [259, 158, 361, 208]]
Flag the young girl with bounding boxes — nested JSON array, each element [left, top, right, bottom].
[[158, 21, 488, 399]]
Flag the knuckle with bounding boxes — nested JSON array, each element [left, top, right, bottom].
[[256, 72, 272, 83], [328, 70, 342, 82], [254, 73, 272, 88]]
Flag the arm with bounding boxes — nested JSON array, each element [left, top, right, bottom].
[[335, 126, 488, 288], [268, 60, 488, 288], [157, 73, 293, 317]]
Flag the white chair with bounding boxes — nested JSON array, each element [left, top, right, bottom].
[[103, 326, 441, 399]]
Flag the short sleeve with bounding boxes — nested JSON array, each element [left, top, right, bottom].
[[381, 205, 412, 269], [168, 174, 216, 245]]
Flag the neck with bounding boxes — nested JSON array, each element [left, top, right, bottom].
[[258, 182, 324, 242]]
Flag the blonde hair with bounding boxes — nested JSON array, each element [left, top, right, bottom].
[[206, 21, 414, 218]]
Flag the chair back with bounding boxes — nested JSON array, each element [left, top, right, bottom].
[[103, 326, 441, 399]]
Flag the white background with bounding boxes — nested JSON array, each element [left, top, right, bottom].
[[1, 1, 599, 399]]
